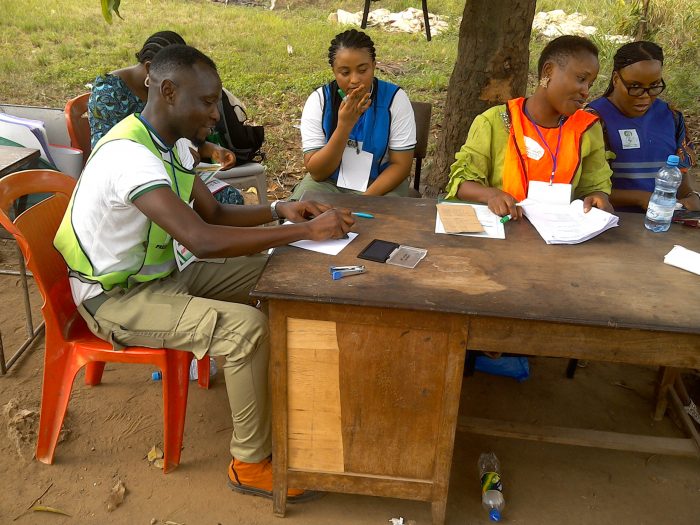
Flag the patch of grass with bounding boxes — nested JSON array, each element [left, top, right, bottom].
[[0, 0, 697, 187]]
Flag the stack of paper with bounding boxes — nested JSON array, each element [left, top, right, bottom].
[[521, 199, 619, 244], [435, 202, 505, 239], [664, 245, 700, 276], [0, 113, 54, 164]]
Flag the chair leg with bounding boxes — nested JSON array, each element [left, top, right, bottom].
[[35, 349, 84, 464], [197, 356, 211, 390], [84, 361, 106, 386], [161, 350, 191, 473], [414, 159, 422, 191], [361, 0, 371, 28], [422, 0, 432, 41]]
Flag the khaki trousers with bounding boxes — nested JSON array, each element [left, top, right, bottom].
[[77, 255, 271, 463], [289, 173, 409, 200]]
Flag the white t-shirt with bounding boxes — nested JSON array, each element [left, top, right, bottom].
[[300, 85, 416, 167], [69, 137, 195, 305]]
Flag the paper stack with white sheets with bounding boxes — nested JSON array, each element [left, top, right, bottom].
[[520, 198, 619, 244]]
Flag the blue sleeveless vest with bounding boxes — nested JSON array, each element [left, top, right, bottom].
[[321, 79, 400, 184], [587, 97, 677, 193]]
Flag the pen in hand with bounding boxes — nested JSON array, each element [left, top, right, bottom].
[[337, 88, 347, 102], [352, 212, 374, 219]]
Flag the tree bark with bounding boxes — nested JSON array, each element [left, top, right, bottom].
[[423, 0, 537, 197]]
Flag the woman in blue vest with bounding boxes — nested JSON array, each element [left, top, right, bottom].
[[587, 41, 697, 213], [291, 29, 417, 199]]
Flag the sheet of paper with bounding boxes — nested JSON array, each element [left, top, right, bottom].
[[527, 181, 572, 206], [521, 199, 619, 244], [337, 145, 372, 192], [436, 203, 484, 233], [664, 245, 700, 276], [289, 231, 359, 255], [435, 202, 505, 240]]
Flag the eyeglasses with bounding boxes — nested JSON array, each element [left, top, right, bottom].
[[617, 72, 666, 97]]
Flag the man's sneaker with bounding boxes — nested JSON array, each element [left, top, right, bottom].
[[685, 400, 700, 426], [227, 458, 322, 503]]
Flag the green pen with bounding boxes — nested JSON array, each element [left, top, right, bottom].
[[337, 88, 347, 102]]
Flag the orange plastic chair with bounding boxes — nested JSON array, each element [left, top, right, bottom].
[[64, 93, 91, 166], [0, 169, 210, 472]]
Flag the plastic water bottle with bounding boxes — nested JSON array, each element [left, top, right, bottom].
[[478, 452, 505, 522], [645, 155, 682, 232], [151, 359, 217, 381], [189, 358, 217, 381]]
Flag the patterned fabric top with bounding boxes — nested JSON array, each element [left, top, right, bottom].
[[88, 74, 145, 148]]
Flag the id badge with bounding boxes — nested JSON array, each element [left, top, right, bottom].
[[527, 180, 572, 206], [338, 140, 373, 192]]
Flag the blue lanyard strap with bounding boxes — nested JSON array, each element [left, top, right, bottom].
[[136, 114, 181, 198], [524, 106, 563, 185]]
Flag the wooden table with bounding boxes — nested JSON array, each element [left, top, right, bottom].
[[251, 193, 700, 525], [0, 145, 39, 178]]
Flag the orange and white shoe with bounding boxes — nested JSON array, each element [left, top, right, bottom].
[[227, 458, 322, 503]]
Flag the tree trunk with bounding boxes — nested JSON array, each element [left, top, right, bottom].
[[635, 0, 652, 40], [423, 0, 537, 197]]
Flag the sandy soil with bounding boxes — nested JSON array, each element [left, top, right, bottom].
[[0, 245, 699, 525]]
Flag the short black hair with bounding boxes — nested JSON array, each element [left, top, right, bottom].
[[537, 35, 599, 78], [149, 44, 217, 79], [603, 41, 664, 96], [135, 31, 186, 64], [328, 29, 376, 66]]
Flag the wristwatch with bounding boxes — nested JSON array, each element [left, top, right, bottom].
[[270, 200, 282, 221]]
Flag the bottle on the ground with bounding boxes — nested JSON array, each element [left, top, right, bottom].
[[644, 154, 683, 232], [189, 357, 217, 381], [151, 359, 217, 381], [478, 452, 505, 522]]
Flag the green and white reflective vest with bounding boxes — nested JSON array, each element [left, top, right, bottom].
[[54, 114, 196, 291]]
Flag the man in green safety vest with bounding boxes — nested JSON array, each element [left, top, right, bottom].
[[54, 44, 353, 501]]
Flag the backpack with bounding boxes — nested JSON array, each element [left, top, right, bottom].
[[215, 91, 265, 165]]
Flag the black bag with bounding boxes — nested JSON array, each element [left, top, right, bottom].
[[215, 93, 265, 165]]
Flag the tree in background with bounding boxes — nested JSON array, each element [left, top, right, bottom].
[[423, 0, 537, 197]]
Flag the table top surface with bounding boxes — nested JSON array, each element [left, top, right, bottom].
[[0, 145, 40, 176], [252, 193, 700, 335]]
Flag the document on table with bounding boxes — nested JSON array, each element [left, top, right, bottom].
[[435, 202, 505, 239], [283, 221, 358, 255], [520, 199, 619, 244], [664, 245, 700, 276]]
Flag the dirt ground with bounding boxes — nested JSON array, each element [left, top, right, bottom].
[[0, 242, 700, 525]]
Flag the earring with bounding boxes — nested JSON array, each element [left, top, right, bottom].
[[144, 76, 150, 88], [539, 76, 550, 89]]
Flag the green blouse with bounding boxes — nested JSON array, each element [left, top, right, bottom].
[[445, 104, 612, 200]]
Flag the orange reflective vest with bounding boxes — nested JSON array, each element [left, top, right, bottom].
[[501, 97, 598, 202]]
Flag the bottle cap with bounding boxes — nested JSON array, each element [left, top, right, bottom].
[[667, 155, 680, 166], [489, 508, 501, 521], [151, 371, 162, 381]]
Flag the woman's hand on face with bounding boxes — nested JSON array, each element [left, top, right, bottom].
[[679, 192, 700, 212], [338, 85, 371, 128]]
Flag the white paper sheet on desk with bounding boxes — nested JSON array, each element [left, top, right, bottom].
[[520, 199, 618, 244], [287, 228, 358, 255], [435, 202, 505, 239], [664, 245, 700, 276]]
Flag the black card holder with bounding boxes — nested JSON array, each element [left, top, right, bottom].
[[357, 239, 400, 263]]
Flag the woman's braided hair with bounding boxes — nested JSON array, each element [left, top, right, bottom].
[[328, 29, 376, 66], [603, 41, 664, 96], [135, 31, 187, 64]]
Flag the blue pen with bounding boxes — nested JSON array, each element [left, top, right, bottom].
[[352, 212, 374, 219]]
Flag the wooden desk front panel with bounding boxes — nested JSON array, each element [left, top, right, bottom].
[[272, 301, 467, 488]]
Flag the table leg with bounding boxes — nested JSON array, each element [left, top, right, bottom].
[[654, 367, 679, 421], [270, 302, 288, 517], [431, 499, 447, 525]]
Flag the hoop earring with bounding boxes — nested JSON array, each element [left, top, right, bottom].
[[539, 76, 550, 89], [144, 76, 150, 88]]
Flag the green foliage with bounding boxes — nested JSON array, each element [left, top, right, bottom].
[[100, 0, 122, 24]]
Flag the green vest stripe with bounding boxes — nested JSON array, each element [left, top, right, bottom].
[[54, 114, 195, 292]]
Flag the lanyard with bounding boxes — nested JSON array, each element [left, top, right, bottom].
[[524, 107, 563, 185], [137, 114, 181, 198]]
